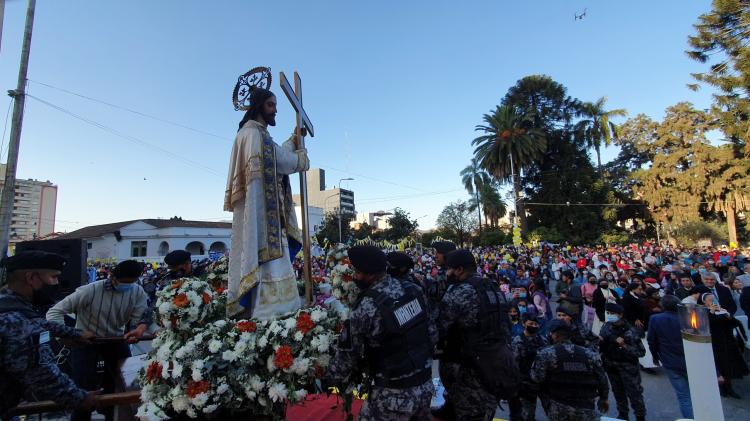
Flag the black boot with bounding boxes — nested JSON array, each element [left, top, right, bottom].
[[431, 401, 455, 421], [617, 412, 628, 420], [720, 383, 728, 397], [636, 415, 646, 421]]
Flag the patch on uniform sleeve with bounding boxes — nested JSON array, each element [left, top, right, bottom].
[[39, 331, 50, 344], [393, 298, 423, 327]]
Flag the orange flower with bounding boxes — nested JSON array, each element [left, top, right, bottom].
[[170, 280, 183, 290], [236, 321, 257, 333], [146, 361, 162, 383], [173, 293, 189, 308], [214, 286, 226, 294], [273, 345, 294, 370], [186, 380, 210, 398], [296, 312, 315, 335], [202, 292, 211, 304], [341, 258, 351, 266]]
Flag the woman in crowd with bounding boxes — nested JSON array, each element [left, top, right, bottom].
[[623, 283, 648, 331], [593, 276, 621, 334]]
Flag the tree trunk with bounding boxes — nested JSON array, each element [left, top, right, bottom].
[[513, 172, 528, 234], [476, 190, 483, 236], [595, 144, 602, 170], [727, 206, 738, 247]]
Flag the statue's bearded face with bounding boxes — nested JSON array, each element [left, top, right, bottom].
[[262, 95, 277, 126]]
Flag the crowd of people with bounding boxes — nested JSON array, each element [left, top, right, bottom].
[[2, 240, 750, 420]]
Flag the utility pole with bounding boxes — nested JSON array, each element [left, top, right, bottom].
[[0, 0, 37, 257], [337, 177, 353, 243]]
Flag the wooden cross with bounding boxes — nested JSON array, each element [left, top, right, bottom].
[[280, 71, 314, 305]]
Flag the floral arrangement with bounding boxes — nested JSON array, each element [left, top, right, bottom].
[[154, 277, 226, 334], [205, 256, 228, 291], [138, 276, 344, 420], [325, 246, 360, 308]]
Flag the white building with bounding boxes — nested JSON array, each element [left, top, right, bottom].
[[352, 210, 392, 230], [0, 164, 58, 241], [56, 218, 231, 262]]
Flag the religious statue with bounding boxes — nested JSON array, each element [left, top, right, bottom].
[[224, 67, 310, 318]]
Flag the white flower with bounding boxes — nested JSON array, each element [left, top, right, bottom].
[[258, 336, 268, 348], [207, 272, 217, 280], [317, 354, 331, 368], [280, 329, 289, 338], [266, 355, 276, 372], [202, 404, 219, 414], [208, 340, 222, 353], [222, 350, 238, 362], [191, 360, 204, 381], [158, 302, 171, 314], [294, 331, 304, 342], [239, 332, 253, 342], [291, 357, 310, 375], [250, 376, 265, 391], [216, 383, 230, 394], [234, 341, 247, 353], [268, 383, 288, 402], [316, 334, 330, 352], [187, 291, 201, 306], [190, 392, 209, 408], [270, 322, 282, 334], [171, 362, 183, 378], [172, 395, 189, 412], [284, 318, 297, 330], [214, 319, 227, 328], [310, 309, 326, 322], [293, 389, 308, 401]]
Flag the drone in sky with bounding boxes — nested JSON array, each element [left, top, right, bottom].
[[574, 8, 587, 21]]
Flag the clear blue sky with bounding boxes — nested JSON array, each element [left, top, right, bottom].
[[0, 0, 715, 232]]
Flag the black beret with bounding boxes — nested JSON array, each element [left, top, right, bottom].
[[1, 250, 66, 272], [548, 319, 573, 334], [113, 260, 144, 279], [676, 271, 692, 279], [164, 250, 191, 266], [386, 252, 413, 270], [605, 303, 624, 314], [690, 285, 710, 295], [348, 246, 387, 274], [433, 241, 456, 254], [445, 249, 476, 268]]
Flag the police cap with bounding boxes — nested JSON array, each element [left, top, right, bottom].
[[1, 250, 66, 273], [547, 319, 573, 334], [164, 250, 191, 266], [113, 260, 144, 279], [348, 246, 387, 274], [605, 302, 624, 314], [386, 252, 414, 270], [433, 241, 456, 255], [445, 249, 476, 269], [556, 307, 574, 317]]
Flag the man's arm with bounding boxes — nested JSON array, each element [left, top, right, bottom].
[[437, 284, 476, 341], [124, 287, 150, 342], [45, 285, 89, 326], [277, 138, 309, 175]]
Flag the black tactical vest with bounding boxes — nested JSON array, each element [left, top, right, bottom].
[[546, 343, 600, 408], [361, 281, 432, 388], [601, 323, 638, 364]]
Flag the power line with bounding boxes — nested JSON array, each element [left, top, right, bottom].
[[0, 99, 13, 163], [26, 94, 223, 177], [27, 79, 229, 141]]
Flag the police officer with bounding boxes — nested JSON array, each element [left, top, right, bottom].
[[531, 320, 609, 421], [326, 246, 434, 420], [437, 249, 514, 421], [0, 251, 99, 417], [387, 251, 423, 290], [428, 241, 456, 310], [510, 313, 548, 421], [554, 307, 599, 352], [160, 250, 201, 286], [599, 303, 646, 421]]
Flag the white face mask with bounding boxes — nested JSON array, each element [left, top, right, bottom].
[[605, 313, 619, 323]]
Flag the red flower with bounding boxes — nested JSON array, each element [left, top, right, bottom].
[[296, 312, 315, 335], [273, 345, 294, 370], [342, 273, 353, 283], [146, 361, 162, 383], [335, 323, 344, 333], [202, 292, 211, 304], [186, 380, 210, 398], [214, 286, 226, 294], [170, 280, 183, 290], [236, 321, 257, 333], [173, 293, 189, 308]]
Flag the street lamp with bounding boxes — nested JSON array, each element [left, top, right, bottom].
[[338, 177, 354, 243]]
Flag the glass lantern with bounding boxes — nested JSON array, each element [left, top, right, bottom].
[[678, 303, 711, 342]]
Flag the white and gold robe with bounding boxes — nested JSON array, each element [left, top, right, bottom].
[[224, 120, 309, 318]]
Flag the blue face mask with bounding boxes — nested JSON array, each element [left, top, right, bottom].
[[605, 313, 619, 323], [518, 306, 527, 314], [519, 292, 527, 298], [114, 283, 135, 292]]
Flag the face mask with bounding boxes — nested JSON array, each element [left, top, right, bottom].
[[599, 284, 609, 289], [32, 283, 59, 307], [114, 283, 135, 293], [510, 314, 519, 321], [605, 313, 619, 323], [618, 283, 628, 288], [588, 280, 596, 284], [518, 306, 527, 314], [526, 325, 540, 334], [519, 292, 527, 298]]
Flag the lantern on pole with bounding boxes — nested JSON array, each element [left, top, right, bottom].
[[677, 304, 724, 421]]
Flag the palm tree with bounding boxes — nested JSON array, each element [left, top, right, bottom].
[[479, 183, 507, 228], [472, 105, 546, 233], [576, 96, 627, 169], [460, 158, 491, 235]]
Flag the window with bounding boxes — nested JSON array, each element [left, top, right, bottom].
[[131, 241, 147, 257], [87, 242, 93, 250]]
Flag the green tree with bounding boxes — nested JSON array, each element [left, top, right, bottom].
[[436, 200, 477, 246], [351, 222, 375, 241], [460, 157, 491, 234], [575, 96, 627, 169], [384, 208, 419, 241], [314, 211, 354, 245], [468, 183, 507, 228], [472, 104, 546, 233]]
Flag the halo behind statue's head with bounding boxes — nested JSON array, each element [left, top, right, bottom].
[[232, 67, 272, 111]]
